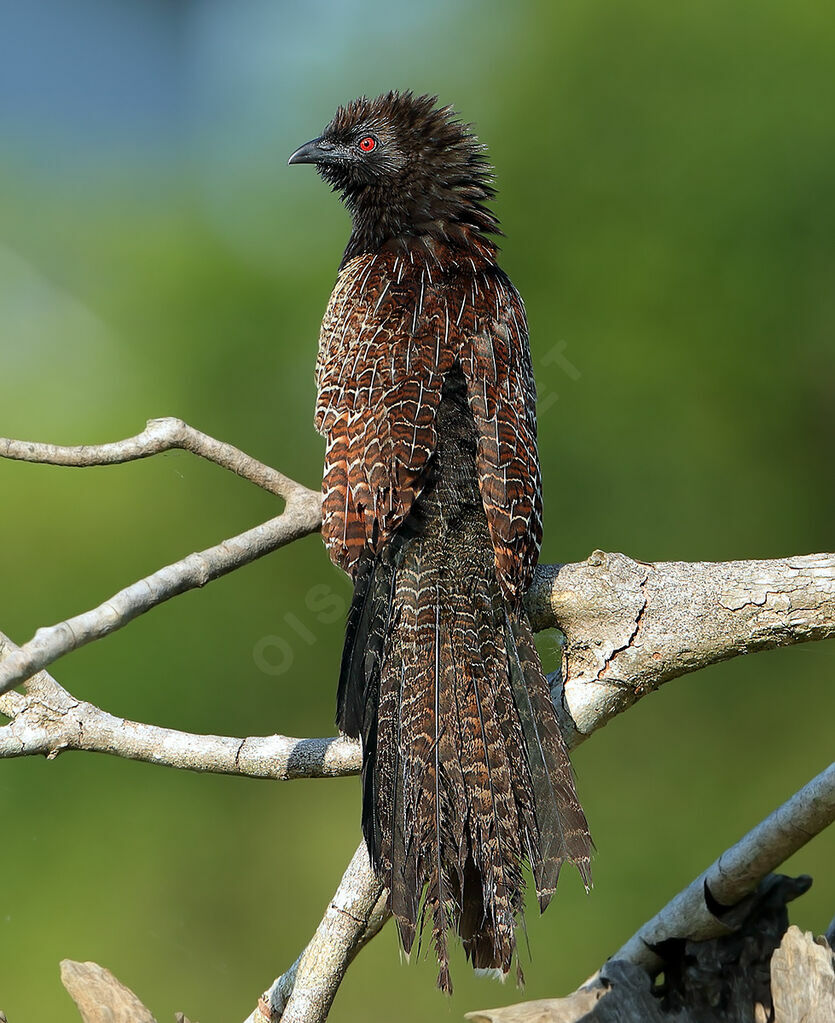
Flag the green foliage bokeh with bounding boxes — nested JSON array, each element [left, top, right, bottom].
[[1, 2, 833, 1020]]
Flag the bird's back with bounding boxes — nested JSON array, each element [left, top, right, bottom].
[[317, 242, 542, 596]]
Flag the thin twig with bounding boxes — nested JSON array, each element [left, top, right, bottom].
[[0, 419, 324, 696], [0, 631, 360, 777], [0, 416, 313, 500], [0, 508, 322, 696]]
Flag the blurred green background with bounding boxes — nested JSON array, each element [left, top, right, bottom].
[[1, 1, 833, 1020]]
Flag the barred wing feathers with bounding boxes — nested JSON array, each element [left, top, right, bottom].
[[316, 250, 542, 598]]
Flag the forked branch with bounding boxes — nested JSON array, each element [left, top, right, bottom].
[[0, 419, 323, 697], [2, 419, 834, 1023]]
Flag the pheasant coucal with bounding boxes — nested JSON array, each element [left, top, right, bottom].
[[289, 91, 591, 990]]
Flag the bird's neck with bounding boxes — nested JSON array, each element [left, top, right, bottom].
[[339, 176, 499, 267], [342, 203, 498, 268]]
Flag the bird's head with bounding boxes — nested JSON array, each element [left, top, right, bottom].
[[289, 91, 499, 257]]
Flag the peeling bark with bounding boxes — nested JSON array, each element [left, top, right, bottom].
[[468, 882, 835, 1023]]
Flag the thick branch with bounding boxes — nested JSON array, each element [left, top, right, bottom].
[[610, 760, 835, 971], [527, 550, 835, 745]]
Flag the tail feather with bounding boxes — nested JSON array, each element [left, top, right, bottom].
[[505, 609, 593, 902], [335, 358, 591, 993], [337, 531, 406, 868], [338, 533, 591, 992]]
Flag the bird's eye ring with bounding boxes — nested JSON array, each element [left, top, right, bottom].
[[358, 136, 377, 152]]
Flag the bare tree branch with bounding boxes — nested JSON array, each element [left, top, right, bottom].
[[3, 422, 834, 1023], [0, 419, 323, 696], [0, 508, 323, 696], [244, 844, 388, 1023], [530, 551, 835, 746], [467, 765, 835, 1022], [609, 759, 835, 971], [0, 416, 313, 500], [0, 632, 361, 778]]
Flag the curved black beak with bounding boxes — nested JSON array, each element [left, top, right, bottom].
[[288, 136, 328, 166]]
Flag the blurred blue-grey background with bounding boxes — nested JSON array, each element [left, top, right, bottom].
[[1, 1, 833, 1020]]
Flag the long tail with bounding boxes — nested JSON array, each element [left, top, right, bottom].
[[337, 384, 591, 992]]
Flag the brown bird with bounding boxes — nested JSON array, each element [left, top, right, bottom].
[[289, 91, 591, 991]]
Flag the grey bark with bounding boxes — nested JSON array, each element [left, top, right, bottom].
[[611, 761, 835, 968], [468, 885, 835, 1023], [531, 551, 835, 745]]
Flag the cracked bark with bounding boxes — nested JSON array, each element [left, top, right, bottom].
[[530, 551, 835, 746]]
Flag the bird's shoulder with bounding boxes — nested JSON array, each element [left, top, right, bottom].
[[321, 240, 525, 347]]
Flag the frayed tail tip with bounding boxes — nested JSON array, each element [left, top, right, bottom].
[[473, 967, 509, 983]]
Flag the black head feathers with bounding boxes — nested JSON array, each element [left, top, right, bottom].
[[289, 91, 500, 260]]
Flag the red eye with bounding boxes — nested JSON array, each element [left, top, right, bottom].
[[359, 136, 376, 152]]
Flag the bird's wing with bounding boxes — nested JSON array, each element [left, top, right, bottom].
[[316, 252, 542, 594], [459, 270, 543, 597], [316, 251, 457, 574]]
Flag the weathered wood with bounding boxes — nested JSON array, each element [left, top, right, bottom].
[[468, 876, 835, 1023], [772, 926, 835, 1023], [530, 551, 835, 745], [612, 766, 835, 970], [60, 960, 157, 1023]]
